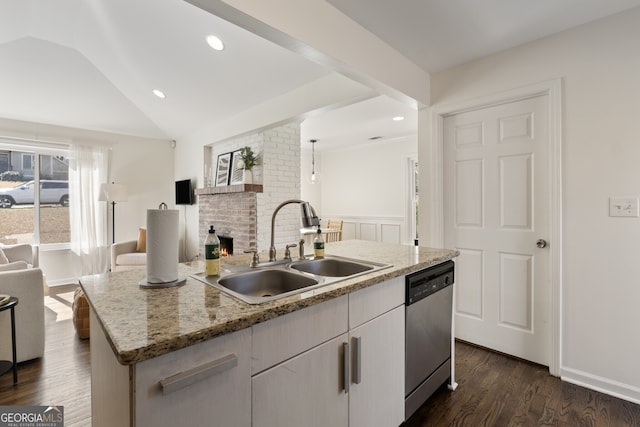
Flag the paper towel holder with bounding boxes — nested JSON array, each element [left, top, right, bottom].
[[139, 202, 186, 289]]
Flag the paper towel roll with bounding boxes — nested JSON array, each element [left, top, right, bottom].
[[146, 208, 179, 283]]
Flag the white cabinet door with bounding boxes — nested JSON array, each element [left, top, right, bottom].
[[252, 334, 349, 427], [349, 306, 405, 427]]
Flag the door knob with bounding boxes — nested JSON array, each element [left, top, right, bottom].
[[536, 239, 548, 248]]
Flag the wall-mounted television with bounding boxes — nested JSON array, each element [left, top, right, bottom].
[[175, 179, 193, 205]]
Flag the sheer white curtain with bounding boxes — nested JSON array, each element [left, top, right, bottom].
[[69, 144, 109, 275]]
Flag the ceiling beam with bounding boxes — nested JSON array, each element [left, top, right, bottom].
[[185, 0, 430, 109]]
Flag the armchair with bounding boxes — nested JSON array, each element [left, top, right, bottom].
[[0, 243, 39, 269], [0, 260, 45, 363], [111, 240, 147, 272]]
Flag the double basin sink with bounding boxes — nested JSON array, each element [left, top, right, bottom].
[[191, 255, 391, 304]]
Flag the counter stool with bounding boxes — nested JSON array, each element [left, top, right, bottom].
[[0, 297, 19, 384]]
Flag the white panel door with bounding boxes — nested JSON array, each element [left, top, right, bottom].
[[444, 95, 550, 365]]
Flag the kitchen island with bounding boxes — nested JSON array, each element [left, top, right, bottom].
[[81, 240, 458, 427]]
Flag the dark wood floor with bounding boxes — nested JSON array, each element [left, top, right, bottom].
[[405, 342, 640, 427], [0, 284, 91, 427], [1, 285, 639, 427]]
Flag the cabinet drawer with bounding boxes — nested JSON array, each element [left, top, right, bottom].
[[134, 328, 251, 427], [252, 295, 348, 374], [349, 276, 404, 329]]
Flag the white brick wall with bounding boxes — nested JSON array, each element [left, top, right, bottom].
[[199, 121, 301, 255], [199, 192, 257, 254], [257, 122, 301, 251], [206, 133, 263, 186]]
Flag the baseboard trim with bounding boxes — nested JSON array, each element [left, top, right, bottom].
[[561, 367, 640, 405], [46, 277, 79, 287]]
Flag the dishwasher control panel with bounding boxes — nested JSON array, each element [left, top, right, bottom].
[[406, 260, 455, 305]]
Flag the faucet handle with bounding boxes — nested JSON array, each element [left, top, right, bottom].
[[244, 249, 260, 267], [284, 243, 298, 261]]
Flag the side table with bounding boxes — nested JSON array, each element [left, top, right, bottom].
[[0, 297, 19, 384]]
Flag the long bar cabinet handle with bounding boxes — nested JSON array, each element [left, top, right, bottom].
[[342, 342, 350, 394], [159, 353, 238, 395], [353, 336, 362, 384]]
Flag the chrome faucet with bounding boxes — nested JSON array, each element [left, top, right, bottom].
[[269, 199, 319, 262]]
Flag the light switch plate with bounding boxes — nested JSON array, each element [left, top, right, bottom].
[[609, 197, 639, 217]]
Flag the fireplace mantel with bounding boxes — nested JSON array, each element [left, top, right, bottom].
[[196, 184, 263, 196]]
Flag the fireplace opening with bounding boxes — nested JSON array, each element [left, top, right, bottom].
[[219, 235, 233, 256]]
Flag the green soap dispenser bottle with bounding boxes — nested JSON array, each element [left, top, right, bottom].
[[204, 225, 220, 276], [313, 228, 325, 258]]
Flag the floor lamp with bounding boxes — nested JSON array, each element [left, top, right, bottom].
[[99, 182, 128, 244]]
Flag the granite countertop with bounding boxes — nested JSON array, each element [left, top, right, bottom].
[[80, 240, 458, 365]]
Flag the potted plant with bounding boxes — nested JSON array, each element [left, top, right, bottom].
[[238, 146, 259, 183]]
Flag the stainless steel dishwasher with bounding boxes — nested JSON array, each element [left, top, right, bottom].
[[405, 260, 455, 420]]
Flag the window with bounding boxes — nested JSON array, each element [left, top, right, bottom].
[[0, 153, 8, 172], [21, 153, 34, 174], [0, 145, 70, 247]]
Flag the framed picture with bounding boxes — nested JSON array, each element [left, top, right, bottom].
[[229, 150, 245, 185], [215, 152, 232, 187]]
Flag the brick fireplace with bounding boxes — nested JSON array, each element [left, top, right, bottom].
[[197, 186, 260, 254], [198, 122, 301, 254]]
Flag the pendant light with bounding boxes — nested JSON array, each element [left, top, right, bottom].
[[310, 139, 317, 184]]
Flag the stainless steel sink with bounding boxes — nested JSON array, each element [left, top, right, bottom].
[[218, 269, 318, 302], [290, 258, 373, 277], [190, 255, 392, 305]]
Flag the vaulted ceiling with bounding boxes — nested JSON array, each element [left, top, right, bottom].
[[0, 0, 328, 140], [2, 0, 639, 148]]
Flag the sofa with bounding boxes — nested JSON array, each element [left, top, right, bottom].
[[0, 244, 45, 363]]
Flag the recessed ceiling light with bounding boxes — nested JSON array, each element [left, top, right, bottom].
[[393, 116, 405, 121], [206, 35, 224, 51], [152, 89, 166, 99]]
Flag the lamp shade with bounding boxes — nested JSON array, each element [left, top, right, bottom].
[[99, 183, 128, 202]]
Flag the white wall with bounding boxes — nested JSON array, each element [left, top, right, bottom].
[[425, 8, 640, 402], [0, 117, 173, 284], [300, 145, 321, 212], [108, 138, 175, 242], [315, 137, 417, 245]]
